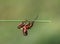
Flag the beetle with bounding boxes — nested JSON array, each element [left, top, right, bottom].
[[17, 15, 38, 36], [17, 20, 34, 36]]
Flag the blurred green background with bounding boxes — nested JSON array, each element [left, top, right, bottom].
[[0, 0, 60, 44]]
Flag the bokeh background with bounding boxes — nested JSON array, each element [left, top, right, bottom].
[[0, 0, 60, 44]]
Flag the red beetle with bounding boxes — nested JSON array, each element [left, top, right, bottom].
[[17, 16, 38, 36], [17, 20, 34, 36]]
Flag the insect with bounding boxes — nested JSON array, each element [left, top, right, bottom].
[[17, 20, 34, 36], [17, 15, 38, 36]]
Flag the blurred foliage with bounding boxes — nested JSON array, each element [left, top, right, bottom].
[[0, 0, 60, 44]]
